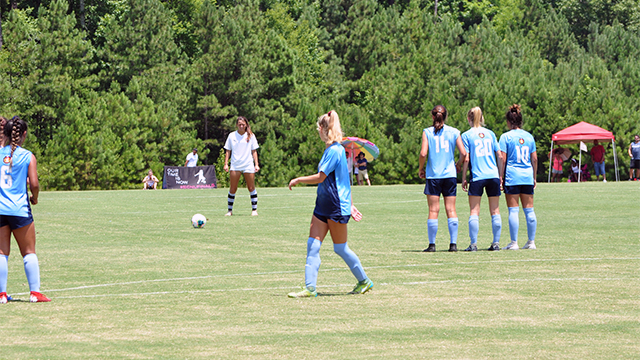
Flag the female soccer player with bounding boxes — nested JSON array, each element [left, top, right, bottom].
[[460, 107, 503, 252], [287, 110, 373, 298], [223, 116, 260, 216], [498, 104, 538, 250], [0, 116, 51, 303], [418, 105, 466, 252]]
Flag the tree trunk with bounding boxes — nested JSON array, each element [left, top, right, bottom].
[[0, 6, 3, 50], [79, 0, 86, 29], [11, 0, 17, 10]]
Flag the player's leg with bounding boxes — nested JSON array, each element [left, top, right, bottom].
[[226, 171, 242, 216], [14, 222, 50, 302], [504, 193, 520, 250], [0, 225, 11, 303], [328, 220, 372, 294], [488, 196, 502, 249], [425, 195, 440, 252], [521, 193, 537, 249], [443, 196, 458, 252], [466, 195, 481, 251], [288, 216, 329, 298], [244, 172, 258, 216]]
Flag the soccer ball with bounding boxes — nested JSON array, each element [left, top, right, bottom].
[[191, 214, 207, 228]]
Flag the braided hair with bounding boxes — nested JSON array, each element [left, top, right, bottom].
[[4, 116, 28, 171], [0, 116, 6, 146], [431, 105, 447, 135]]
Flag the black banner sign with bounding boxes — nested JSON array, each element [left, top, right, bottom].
[[162, 165, 218, 189]]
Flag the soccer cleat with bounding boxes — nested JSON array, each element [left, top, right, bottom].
[[522, 240, 536, 250], [488, 243, 500, 251], [287, 286, 317, 298], [464, 244, 477, 252], [29, 291, 51, 303], [224, 211, 233, 216], [251, 210, 258, 216], [350, 279, 373, 295], [0, 292, 7, 304], [503, 241, 519, 250], [448, 243, 458, 252], [423, 244, 436, 252]]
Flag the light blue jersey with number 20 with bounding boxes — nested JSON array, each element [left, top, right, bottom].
[[461, 127, 500, 182], [499, 129, 536, 186], [0, 146, 32, 217]]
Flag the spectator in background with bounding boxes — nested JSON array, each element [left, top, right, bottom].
[[143, 170, 159, 189], [185, 148, 198, 167], [357, 152, 371, 186], [590, 140, 606, 182], [629, 135, 640, 181], [550, 148, 564, 182]]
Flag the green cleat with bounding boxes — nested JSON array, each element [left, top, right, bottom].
[[350, 279, 374, 295], [288, 286, 318, 298]]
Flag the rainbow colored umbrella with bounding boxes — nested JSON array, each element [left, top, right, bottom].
[[341, 137, 380, 161]]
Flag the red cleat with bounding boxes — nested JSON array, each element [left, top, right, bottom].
[[0, 292, 7, 304], [30, 291, 51, 303]]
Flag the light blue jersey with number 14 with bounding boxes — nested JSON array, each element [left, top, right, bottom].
[[499, 129, 536, 186], [424, 125, 461, 179], [0, 146, 32, 217]]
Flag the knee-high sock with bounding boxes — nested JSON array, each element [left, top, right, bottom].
[[23, 253, 40, 292], [250, 189, 258, 211], [448, 218, 458, 244], [523, 207, 537, 242], [491, 214, 502, 244], [468, 215, 479, 244], [333, 243, 367, 282], [227, 192, 235, 211], [427, 219, 438, 244], [0, 255, 8, 293], [305, 238, 322, 290], [508, 207, 520, 243]]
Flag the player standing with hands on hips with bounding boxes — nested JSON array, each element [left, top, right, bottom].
[[224, 116, 260, 216], [498, 104, 538, 250], [418, 105, 466, 253], [287, 110, 373, 298], [0, 116, 50, 303]]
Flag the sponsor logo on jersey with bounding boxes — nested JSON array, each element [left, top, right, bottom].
[[479, 133, 485, 138], [519, 138, 525, 144], [2, 156, 10, 164]]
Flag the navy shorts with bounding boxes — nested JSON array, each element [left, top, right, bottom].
[[631, 159, 640, 169], [504, 185, 534, 195], [468, 178, 501, 197], [313, 212, 350, 224], [0, 214, 34, 230], [424, 178, 457, 197]]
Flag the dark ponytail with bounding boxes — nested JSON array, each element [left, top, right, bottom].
[[505, 104, 523, 128], [431, 105, 447, 135], [4, 116, 28, 171]]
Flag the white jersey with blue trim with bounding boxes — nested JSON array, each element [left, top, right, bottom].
[[0, 146, 32, 217], [314, 142, 351, 217], [499, 129, 537, 186], [462, 127, 500, 181], [424, 125, 461, 179]]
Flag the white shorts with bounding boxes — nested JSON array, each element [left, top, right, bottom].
[[230, 164, 255, 173]]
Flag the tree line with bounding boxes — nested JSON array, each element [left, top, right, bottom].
[[1, 0, 639, 189]]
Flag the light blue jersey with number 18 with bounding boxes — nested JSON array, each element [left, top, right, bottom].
[[424, 125, 461, 179], [461, 127, 500, 182], [499, 129, 536, 186], [0, 146, 32, 217]]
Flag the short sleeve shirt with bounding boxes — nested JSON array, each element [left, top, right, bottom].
[[0, 146, 32, 217], [590, 145, 605, 163], [185, 153, 198, 167], [224, 131, 259, 170], [499, 129, 537, 186], [461, 127, 500, 181], [424, 125, 461, 179], [314, 143, 351, 217]]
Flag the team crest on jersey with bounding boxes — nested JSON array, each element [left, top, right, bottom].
[[2, 156, 10, 164], [479, 133, 485, 138], [519, 138, 525, 144]]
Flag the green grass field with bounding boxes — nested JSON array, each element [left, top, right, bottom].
[[3, 181, 639, 359]]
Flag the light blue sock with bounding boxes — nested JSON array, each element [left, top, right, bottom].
[[468, 215, 479, 244], [333, 242, 367, 282], [23, 253, 40, 292], [491, 214, 502, 244], [508, 207, 520, 243], [0, 255, 8, 293], [448, 217, 458, 244], [523, 207, 537, 242], [304, 237, 322, 291], [427, 219, 438, 244]]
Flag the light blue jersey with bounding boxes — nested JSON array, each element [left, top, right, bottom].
[[424, 125, 461, 179], [499, 129, 537, 186], [0, 146, 32, 217], [462, 127, 500, 181], [315, 142, 351, 217]]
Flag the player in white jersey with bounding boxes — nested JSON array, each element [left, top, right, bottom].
[[418, 105, 466, 253], [498, 104, 538, 250], [0, 116, 50, 303], [461, 107, 504, 252], [223, 116, 260, 216]]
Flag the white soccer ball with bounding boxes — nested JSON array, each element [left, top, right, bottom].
[[191, 214, 207, 228]]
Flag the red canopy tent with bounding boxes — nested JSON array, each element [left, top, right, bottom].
[[548, 121, 619, 182]]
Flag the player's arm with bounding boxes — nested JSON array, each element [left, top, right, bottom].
[[498, 151, 507, 187], [289, 172, 327, 190], [418, 131, 428, 179], [531, 151, 538, 189], [28, 154, 39, 205], [252, 149, 260, 172], [461, 153, 470, 192], [455, 136, 466, 173], [223, 150, 231, 172]]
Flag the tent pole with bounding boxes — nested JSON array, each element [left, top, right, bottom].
[[578, 148, 582, 182], [548, 141, 554, 183], [612, 139, 619, 182]]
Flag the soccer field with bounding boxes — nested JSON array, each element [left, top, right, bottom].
[[3, 182, 639, 359]]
